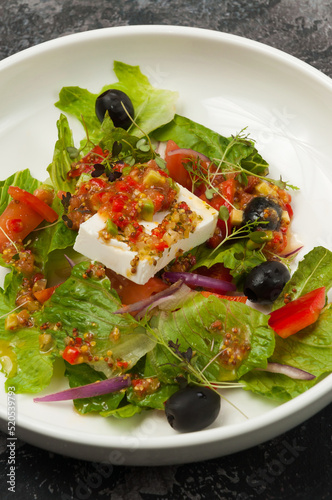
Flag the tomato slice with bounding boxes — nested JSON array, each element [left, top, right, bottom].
[[8, 186, 58, 223], [165, 140, 210, 191], [268, 286, 326, 338], [165, 140, 191, 189], [195, 263, 233, 283], [201, 291, 247, 303], [106, 269, 169, 305]]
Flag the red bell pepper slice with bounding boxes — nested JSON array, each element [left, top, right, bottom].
[[8, 186, 58, 223], [0, 200, 44, 252], [62, 345, 80, 365], [268, 286, 326, 338]]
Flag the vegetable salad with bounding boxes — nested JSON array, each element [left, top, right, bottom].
[[0, 62, 332, 432]]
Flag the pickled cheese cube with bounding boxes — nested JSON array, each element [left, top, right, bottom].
[[73, 185, 218, 285]]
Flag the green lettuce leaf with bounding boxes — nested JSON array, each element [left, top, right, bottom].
[[0, 158, 74, 275], [190, 240, 266, 286], [126, 383, 178, 410], [146, 292, 275, 383], [0, 269, 25, 344], [99, 117, 156, 164], [272, 246, 332, 310], [152, 114, 268, 175], [0, 270, 56, 393], [47, 113, 76, 194], [0, 168, 43, 269], [0, 169, 41, 213], [29, 203, 77, 277], [101, 403, 143, 419], [40, 262, 156, 377], [55, 61, 179, 143], [26, 113, 79, 272], [242, 303, 332, 401], [64, 361, 125, 415], [2, 325, 56, 393]]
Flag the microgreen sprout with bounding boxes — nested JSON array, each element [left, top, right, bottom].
[[183, 128, 298, 202], [66, 115, 99, 161], [32, 220, 60, 232], [143, 321, 246, 405], [264, 246, 303, 271], [151, 330, 247, 418], [121, 101, 156, 158], [209, 219, 270, 255]]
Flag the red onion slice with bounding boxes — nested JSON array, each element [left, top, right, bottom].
[[113, 280, 183, 315], [34, 375, 131, 402], [163, 272, 236, 293], [167, 148, 211, 164], [64, 254, 76, 268], [281, 246, 303, 258], [136, 283, 192, 319], [255, 362, 315, 380]]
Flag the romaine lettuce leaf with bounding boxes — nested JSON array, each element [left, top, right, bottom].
[[152, 114, 268, 176], [47, 113, 76, 194], [272, 246, 332, 310], [64, 360, 178, 416], [55, 61, 179, 143], [2, 326, 56, 393], [0, 269, 25, 343], [29, 202, 77, 277], [241, 303, 332, 401], [126, 383, 178, 410], [0, 157, 75, 275], [101, 403, 142, 419], [0, 270, 56, 393], [0, 169, 41, 214], [99, 117, 156, 165], [146, 292, 275, 383], [40, 262, 156, 377], [64, 361, 125, 414], [190, 240, 266, 286]]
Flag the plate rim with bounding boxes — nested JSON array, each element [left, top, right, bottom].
[[1, 25, 332, 89], [0, 24, 332, 464]]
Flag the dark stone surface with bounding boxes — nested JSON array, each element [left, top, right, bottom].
[[1, 1, 332, 499]]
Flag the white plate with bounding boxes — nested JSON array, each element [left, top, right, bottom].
[[0, 25, 332, 466]]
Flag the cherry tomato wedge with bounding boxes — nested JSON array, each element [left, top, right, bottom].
[[268, 286, 326, 338], [106, 269, 169, 305], [195, 263, 233, 283], [165, 140, 210, 191], [8, 186, 58, 223]]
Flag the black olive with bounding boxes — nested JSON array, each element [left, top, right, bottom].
[[95, 89, 134, 129], [243, 261, 290, 304], [243, 196, 282, 231], [164, 385, 220, 432]]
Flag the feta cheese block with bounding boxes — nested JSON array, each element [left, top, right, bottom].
[[74, 185, 218, 285]]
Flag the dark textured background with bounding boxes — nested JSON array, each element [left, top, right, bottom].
[[1, 1, 332, 499]]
